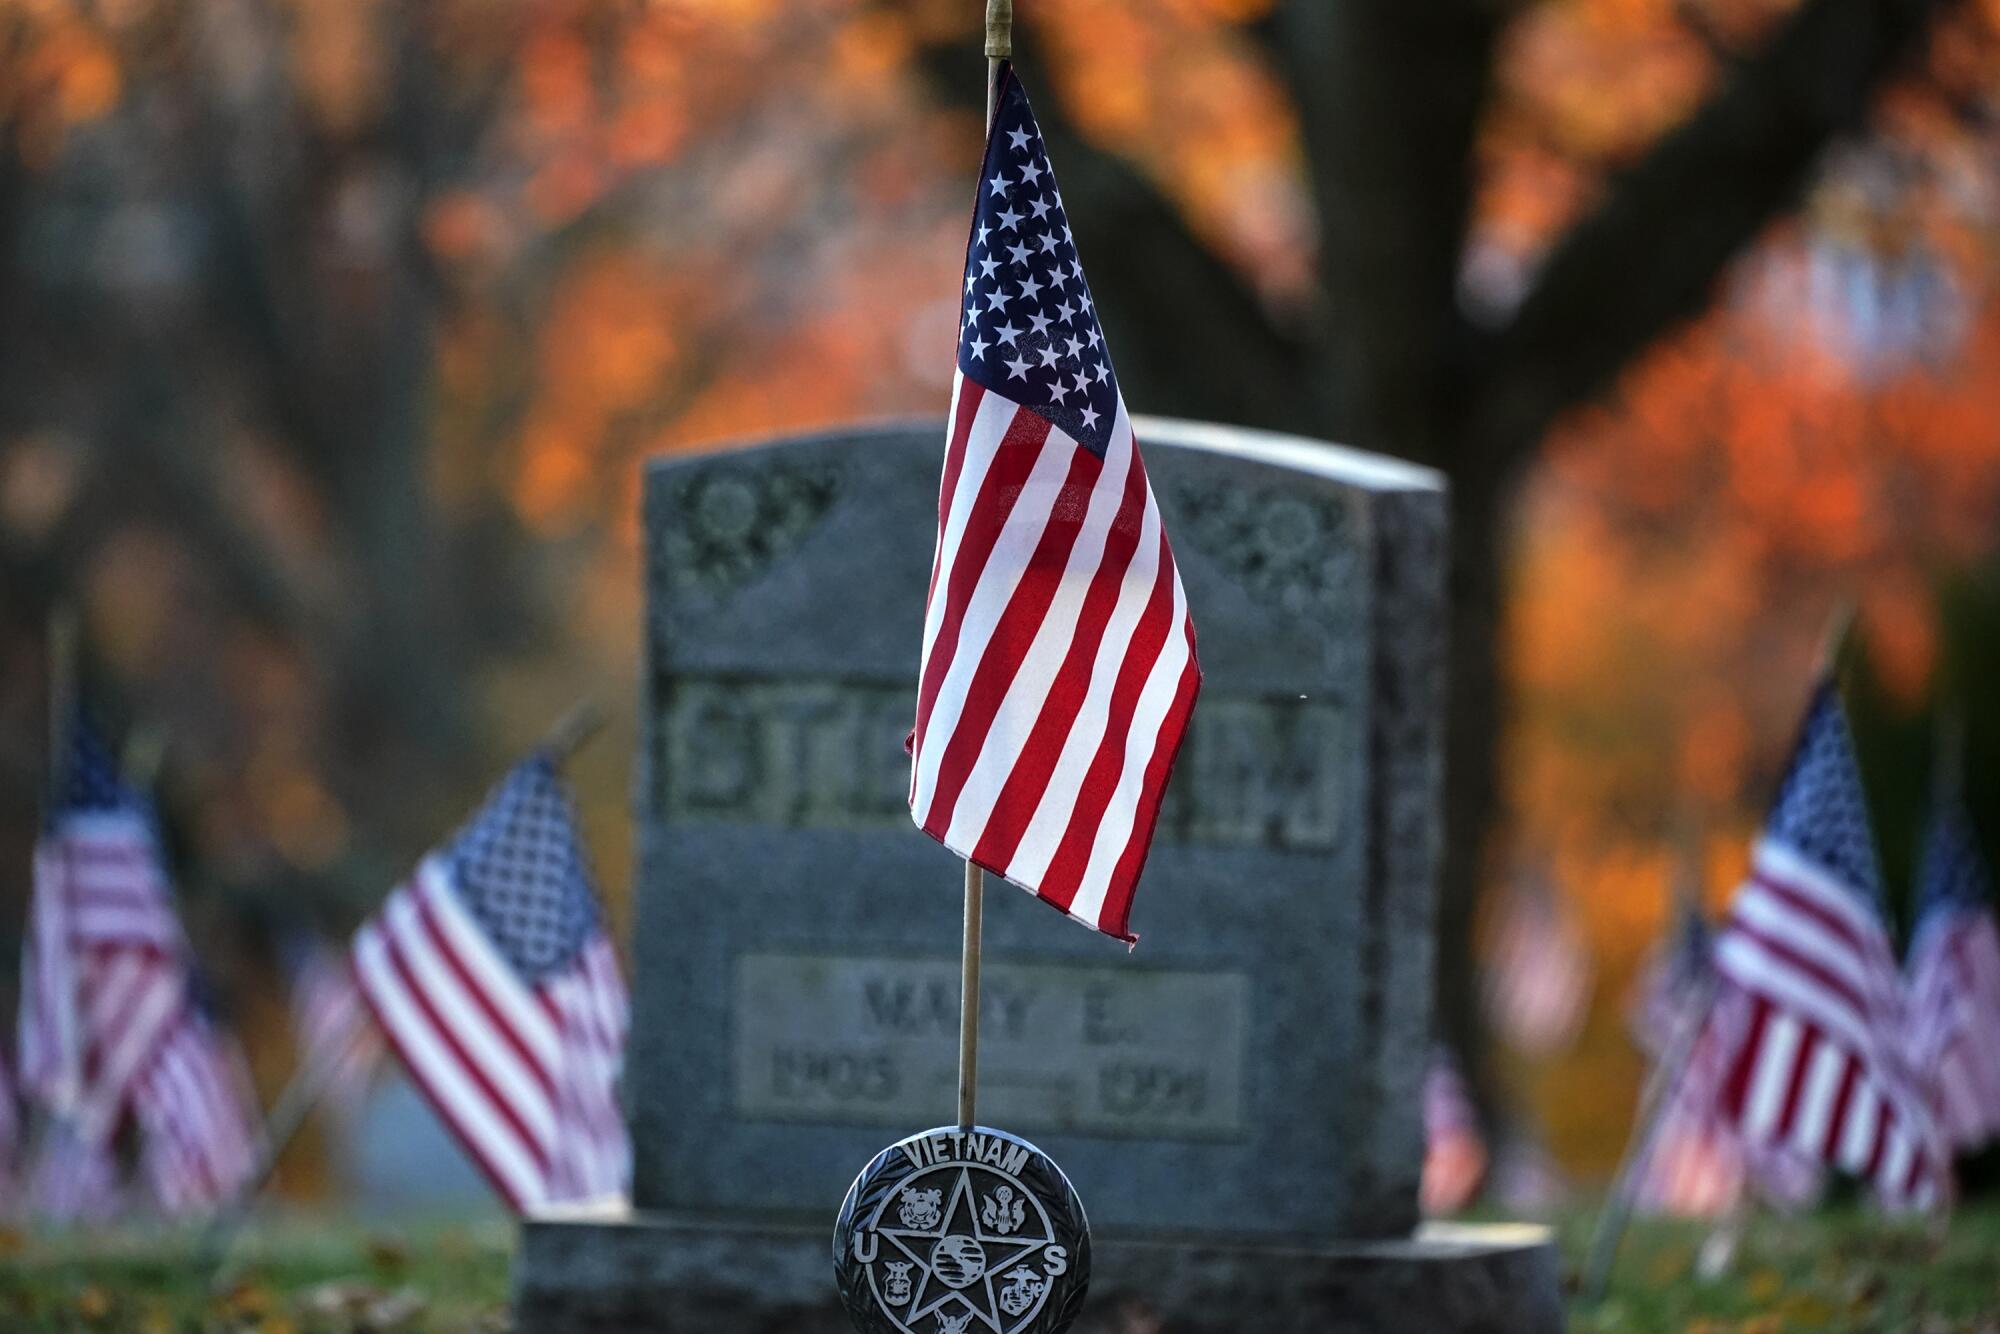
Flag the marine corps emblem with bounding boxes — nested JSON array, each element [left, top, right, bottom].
[[834, 1125, 1090, 1334]]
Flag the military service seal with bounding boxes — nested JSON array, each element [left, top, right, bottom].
[[834, 1126, 1090, 1334]]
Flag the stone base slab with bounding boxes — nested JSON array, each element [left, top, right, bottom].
[[513, 1206, 1566, 1333]]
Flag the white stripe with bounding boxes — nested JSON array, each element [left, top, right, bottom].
[[1067, 561, 1193, 927], [416, 861, 563, 1068], [354, 920, 547, 1208], [941, 410, 1137, 850], [1835, 1081, 1881, 1173], [1751, 838, 1886, 940], [912, 423, 1074, 825], [1006, 488, 1164, 883], [1788, 1039, 1846, 1157], [917, 385, 1019, 670], [1742, 1011, 1804, 1138], [380, 888, 557, 1143]]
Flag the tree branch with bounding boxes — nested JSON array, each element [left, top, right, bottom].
[[1471, 0, 1956, 480]]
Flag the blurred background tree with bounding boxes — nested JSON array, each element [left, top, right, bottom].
[[3, 0, 1999, 1177]]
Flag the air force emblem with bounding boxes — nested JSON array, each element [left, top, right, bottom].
[[834, 1125, 1090, 1334]]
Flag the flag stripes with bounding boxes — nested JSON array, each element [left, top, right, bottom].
[[133, 1009, 258, 1216], [911, 67, 1199, 942]]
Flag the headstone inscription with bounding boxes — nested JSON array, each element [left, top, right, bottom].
[[626, 416, 1445, 1242], [513, 418, 1564, 1334]]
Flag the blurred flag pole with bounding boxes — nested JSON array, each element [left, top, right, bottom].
[[953, 0, 1012, 1137], [199, 698, 607, 1280], [19, 605, 82, 1183], [1579, 806, 1713, 1302]]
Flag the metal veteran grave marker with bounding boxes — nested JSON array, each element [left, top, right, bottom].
[[628, 416, 1446, 1242]]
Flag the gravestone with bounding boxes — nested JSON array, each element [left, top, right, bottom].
[[514, 418, 1563, 1333]]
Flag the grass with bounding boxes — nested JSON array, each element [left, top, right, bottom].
[[0, 1206, 1995, 1330]]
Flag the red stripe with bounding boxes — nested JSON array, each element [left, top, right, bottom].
[[1034, 528, 1179, 911], [378, 915, 550, 1176], [1720, 994, 1771, 1121], [1774, 1027, 1819, 1140], [921, 444, 1102, 835], [412, 885, 559, 1105], [969, 450, 1149, 870], [1821, 1053, 1861, 1160], [923, 380, 987, 612], [910, 409, 1053, 772], [1861, 1096, 1890, 1181], [1095, 649, 1200, 941]]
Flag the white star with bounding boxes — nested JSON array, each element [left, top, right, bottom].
[[1069, 375, 1086, 396], [1020, 160, 1045, 185], [1028, 196, 1054, 220], [1093, 362, 1110, 383], [1061, 223, 1074, 244], [1056, 300, 1076, 323], [1079, 404, 1100, 430], [1088, 327, 1103, 349], [1006, 127, 1032, 152], [978, 257, 1000, 278], [1006, 355, 1031, 380], [1037, 346, 1061, 368], [966, 336, 989, 360], [1080, 290, 1093, 311], [1006, 242, 1032, 267], [964, 272, 977, 295], [994, 321, 1022, 346], [1064, 335, 1085, 358], [985, 289, 1009, 315], [1048, 377, 1071, 402], [995, 206, 1023, 231], [1027, 312, 1052, 336], [975, 224, 990, 247], [988, 172, 1010, 196], [1036, 231, 1061, 255], [1018, 273, 1044, 302]]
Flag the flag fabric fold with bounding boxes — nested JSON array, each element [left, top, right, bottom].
[[132, 1000, 259, 1216], [1709, 680, 1946, 1211], [1905, 795, 2000, 1152], [351, 752, 630, 1213], [909, 62, 1200, 943]]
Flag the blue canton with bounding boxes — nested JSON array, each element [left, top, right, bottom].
[[957, 65, 1121, 458], [448, 753, 603, 984], [1915, 799, 1992, 917], [1765, 681, 1885, 905], [53, 704, 146, 825]]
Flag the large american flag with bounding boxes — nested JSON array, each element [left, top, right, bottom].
[[1904, 794, 2000, 1152], [908, 63, 1200, 943], [1711, 680, 1945, 1210], [132, 994, 260, 1216], [16, 709, 188, 1160], [352, 753, 630, 1212]]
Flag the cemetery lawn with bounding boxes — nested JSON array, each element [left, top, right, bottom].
[[0, 1207, 1996, 1331]]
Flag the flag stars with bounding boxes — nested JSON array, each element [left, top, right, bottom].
[[1037, 347, 1061, 369], [1007, 241, 1033, 267], [1036, 231, 1061, 255], [994, 321, 1022, 346], [1021, 159, 1046, 185], [1027, 312, 1053, 337], [1056, 300, 1076, 323], [978, 257, 1000, 278], [988, 172, 1011, 196], [1007, 126, 1032, 152], [1019, 273, 1045, 303], [1006, 355, 1031, 380], [995, 206, 1023, 231], [1028, 196, 1055, 221], [1079, 404, 1100, 431], [966, 335, 989, 361]]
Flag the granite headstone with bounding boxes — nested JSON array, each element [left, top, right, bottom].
[[514, 418, 1564, 1333]]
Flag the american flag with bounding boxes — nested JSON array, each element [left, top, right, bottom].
[[288, 935, 383, 1120], [1904, 794, 2000, 1152], [1420, 1047, 1488, 1216], [16, 708, 188, 1159], [1483, 881, 1593, 1056], [352, 753, 630, 1212], [132, 995, 260, 1216], [908, 62, 1200, 943], [1630, 914, 1822, 1216], [1711, 680, 1945, 1210]]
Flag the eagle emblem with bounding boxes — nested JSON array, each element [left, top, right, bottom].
[[898, 1186, 943, 1230], [934, 1313, 974, 1334], [980, 1184, 1026, 1236]]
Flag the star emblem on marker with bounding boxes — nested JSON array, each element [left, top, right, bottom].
[[874, 1169, 1051, 1334]]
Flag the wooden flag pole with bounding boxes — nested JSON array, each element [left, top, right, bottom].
[[957, 0, 1010, 1139], [201, 698, 607, 1282]]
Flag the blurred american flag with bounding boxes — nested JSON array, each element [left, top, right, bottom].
[[1905, 794, 2000, 1152]]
